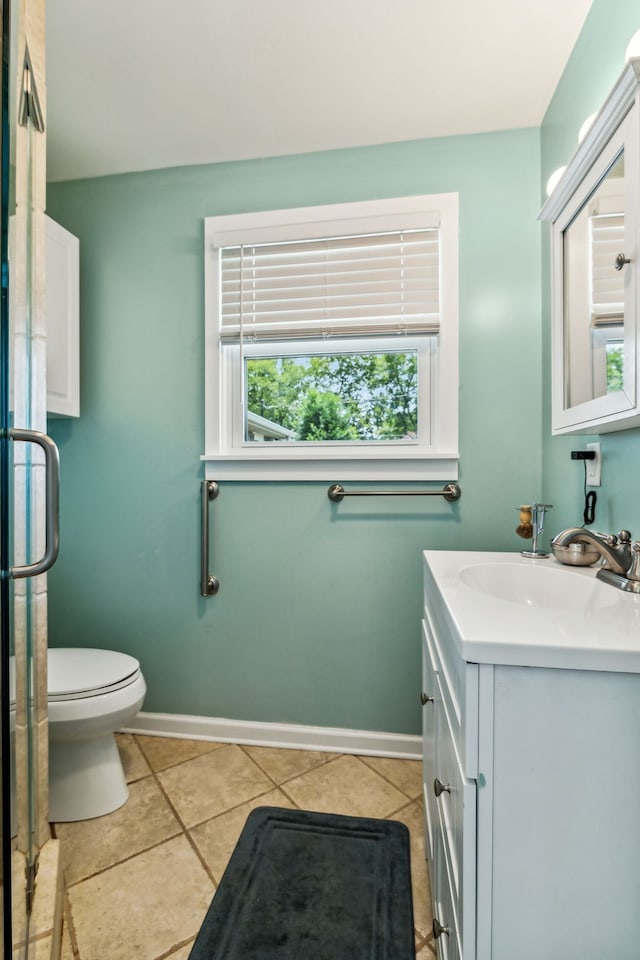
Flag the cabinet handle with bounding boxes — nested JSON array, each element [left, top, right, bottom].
[[433, 778, 451, 797], [420, 691, 434, 705], [433, 918, 450, 939], [615, 252, 631, 271], [7, 428, 60, 578]]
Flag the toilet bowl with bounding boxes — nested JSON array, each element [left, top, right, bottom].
[[47, 647, 146, 822]]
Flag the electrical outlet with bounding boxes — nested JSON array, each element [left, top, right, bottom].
[[586, 442, 601, 486]]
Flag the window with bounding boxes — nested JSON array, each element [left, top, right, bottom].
[[244, 347, 420, 443], [204, 195, 458, 480]]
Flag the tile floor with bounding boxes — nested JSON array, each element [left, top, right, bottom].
[[53, 734, 436, 960]]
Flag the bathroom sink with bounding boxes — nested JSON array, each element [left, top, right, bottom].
[[458, 560, 617, 610], [422, 550, 640, 674]]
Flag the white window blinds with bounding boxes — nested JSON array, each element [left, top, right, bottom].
[[591, 212, 625, 325], [219, 229, 440, 341]]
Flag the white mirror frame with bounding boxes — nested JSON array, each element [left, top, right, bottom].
[[541, 58, 640, 435]]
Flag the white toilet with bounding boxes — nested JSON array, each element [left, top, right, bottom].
[[47, 647, 146, 822]]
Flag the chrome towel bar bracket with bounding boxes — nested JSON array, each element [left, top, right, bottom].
[[201, 480, 220, 597], [327, 482, 461, 503]]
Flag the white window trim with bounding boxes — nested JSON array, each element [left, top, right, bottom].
[[203, 194, 459, 481]]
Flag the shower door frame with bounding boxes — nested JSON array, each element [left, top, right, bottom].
[[1, 0, 54, 954]]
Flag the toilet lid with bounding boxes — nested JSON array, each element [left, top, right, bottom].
[[48, 648, 141, 701]]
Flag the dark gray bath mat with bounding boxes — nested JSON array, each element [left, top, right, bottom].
[[188, 805, 415, 960]]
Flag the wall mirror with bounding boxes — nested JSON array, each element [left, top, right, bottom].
[[541, 58, 640, 435]]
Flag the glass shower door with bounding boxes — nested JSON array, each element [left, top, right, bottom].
[[0, 4, 16, 952], [1, 0, 57, 953], [0, 5, 11, 951]]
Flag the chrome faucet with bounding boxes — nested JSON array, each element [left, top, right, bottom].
[[551, 527, 640, 593], [552, 528, 632, 574]]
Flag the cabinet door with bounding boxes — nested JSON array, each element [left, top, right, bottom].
[[45, 215, 79, 416], [433, 679, 476, 960], [431, 826, 461, 960], [421, 619, 438, 862], [423, 567, 479, 777]]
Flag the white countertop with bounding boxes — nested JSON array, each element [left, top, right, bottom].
[[423, 549, 640, 673]]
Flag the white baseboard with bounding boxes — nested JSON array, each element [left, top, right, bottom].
[[123, 711, 422, 761]]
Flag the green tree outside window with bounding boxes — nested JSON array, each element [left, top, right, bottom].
[[246, 351, 418, 441]]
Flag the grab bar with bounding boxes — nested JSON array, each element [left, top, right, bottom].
[[328, 482, 461, 503], [200, 480, 220, 597]]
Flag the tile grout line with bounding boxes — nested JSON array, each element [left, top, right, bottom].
[[131, 733, 223, 775], [186, 783, 295, 835], [58, 782, 184, 888], [357, 753, 422, 800], [181, 745, 304, 886], [238, 743, 344, 786], [11, 928, 58, 949], [138, 741, 298, 887], [234, 744, 331, 807], [145, 759, 220, 890], [62, 893, 81, 960], [386, 794, 423, 821], [272, 781, 301, 809], [236, 742, 291, 791], [61, 828, 183, 890], [131, 737, 274, 889], [153, 933, 197, 960]]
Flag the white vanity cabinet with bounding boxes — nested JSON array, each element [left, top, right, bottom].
[[45, 215, 79, 416], [422, 551, 640, 960]]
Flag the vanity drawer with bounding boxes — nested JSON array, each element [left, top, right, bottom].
[[422, 595, 479, 778], [432, 673, 477, 960]]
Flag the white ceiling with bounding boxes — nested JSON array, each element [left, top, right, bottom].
[[45, 0, 594, 183]]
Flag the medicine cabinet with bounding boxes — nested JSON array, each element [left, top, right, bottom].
[[541, 58, 640, 435]]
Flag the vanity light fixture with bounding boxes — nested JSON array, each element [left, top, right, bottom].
[[625, 29, 640, 63], [578, 113, 598, 144], [546, 166, 567, 197]]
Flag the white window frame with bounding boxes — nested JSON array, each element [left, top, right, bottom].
[[203, 194, 459, 481]]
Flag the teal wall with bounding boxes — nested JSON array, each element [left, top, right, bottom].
[[541, 1, 640, 530], [46, 129, 542, 735]]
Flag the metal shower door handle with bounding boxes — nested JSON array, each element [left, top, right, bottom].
[[8, 428, 60, 579]]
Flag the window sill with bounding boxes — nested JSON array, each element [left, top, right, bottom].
[[201, 452, 459, 482]]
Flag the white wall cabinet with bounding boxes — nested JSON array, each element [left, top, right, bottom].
[[45, 214, 79, 416], [422, 556, 640, 960]]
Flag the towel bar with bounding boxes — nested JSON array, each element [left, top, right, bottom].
[[327, 482, 461, 503]]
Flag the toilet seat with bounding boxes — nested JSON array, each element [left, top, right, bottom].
[[48, 648, 141, 701]]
